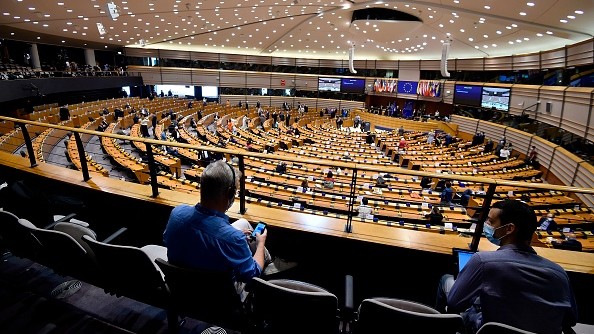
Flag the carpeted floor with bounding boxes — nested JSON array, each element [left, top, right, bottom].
[[0, 251, 239, 334]]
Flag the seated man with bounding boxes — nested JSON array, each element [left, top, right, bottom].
[[357, 197, 373, 219], [440, 181, 453, 205], [435, 200, 577, 334], [163, 160, 294, 299], [538, 213, 558, 232]]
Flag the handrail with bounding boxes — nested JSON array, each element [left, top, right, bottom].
[[3, 115, 593, 196]]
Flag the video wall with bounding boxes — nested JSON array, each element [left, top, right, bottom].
[[481, 87, 510, 111], [454, 84, 511, 111], [340, 78, 365, 94], [318, 77, 341, 92]]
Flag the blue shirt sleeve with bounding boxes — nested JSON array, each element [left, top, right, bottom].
[[219, 231, 262, 282], [447, 253, 484, 313]]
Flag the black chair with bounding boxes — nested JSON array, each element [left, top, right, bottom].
[[477, 322, 538, 334], [0, 210, 44, 261], [352, 298, 464, 334], [248, 277, 341, 334], [81, 235, 170, 309], [154, 258, 244, 332]]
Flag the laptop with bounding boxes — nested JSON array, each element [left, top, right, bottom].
[[452, 248, 477, 279]]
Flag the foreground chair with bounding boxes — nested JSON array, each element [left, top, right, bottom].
[[0, 210, 44, 261], [477, 322, 538, 334], [248, 277, 341, 334], [352, 297, 464, 334], [81, 235, 170, 308], [154, 258, 244, 333]]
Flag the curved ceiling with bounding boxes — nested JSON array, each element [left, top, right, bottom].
[[0, 0, 592, 61]]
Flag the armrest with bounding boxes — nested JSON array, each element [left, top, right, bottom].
[[101, 227, 128, 244], [341, 274, 355, 333], [44, 213, 78, 229]]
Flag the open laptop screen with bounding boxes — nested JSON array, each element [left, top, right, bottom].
[[452, 248, 476, 279]]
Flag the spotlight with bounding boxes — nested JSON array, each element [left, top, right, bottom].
[[106, 2, 120, 20]]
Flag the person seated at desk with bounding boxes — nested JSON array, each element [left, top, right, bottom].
[[300, 179, 309, 192], [435, 200, 577, 334], [323, 171, 335, 189], [538, 213, 558, 232], [163, 161, 295, 301], [420, 176, 433, 189], [425, 206, 443, 225], [245, 138, 255, 152], [375, 176, 388, 188], [440, 181, 453, 205], [358, 197, 373, 219]]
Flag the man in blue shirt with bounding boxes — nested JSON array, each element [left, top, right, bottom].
[[436, 200, 577, 334], [440, 181, 453, 205], [163, 160, 274, 298]]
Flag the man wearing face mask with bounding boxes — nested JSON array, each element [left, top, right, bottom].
[[163, 160, 295, 299], [435, 200, 577, 334]]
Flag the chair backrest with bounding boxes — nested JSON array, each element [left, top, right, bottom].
[[477, 322, 538, 334], [82, 235, 168, 306], [30, 223, 97, 281], [0, 210, 43, 259], [249, 277, 340, 334], [154, 258, 243, 330], [354, 298, 464, 334]]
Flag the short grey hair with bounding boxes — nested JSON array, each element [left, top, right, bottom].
[[200, 160, 241, 201]]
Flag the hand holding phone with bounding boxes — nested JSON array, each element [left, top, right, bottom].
[[251, 222, 267, 239]]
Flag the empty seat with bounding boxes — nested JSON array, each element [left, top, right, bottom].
[[352, 297, 464, 334], [248, 277, 341, 334], [477, 322, 538, 334]]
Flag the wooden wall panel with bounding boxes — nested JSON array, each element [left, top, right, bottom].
[[191, 52, 220, 62], [505, 127, 531, 155], [538, 86, 566, 125], [191, 69, 219, 86], [319, 59, 343, 69], [420, 60, 440, 71], [484, 56, 512, 71], [567, 39, 594, 67], [399, 60, 420, 70], [128, 66, 162, 84], [219, 71, 246, 87], [573, 164, 594, 207], [269, 73, 295, 89], [442, 81, 456, 105], [541, 47, 566, 69], [549, 148, 578, 186], [509, 84, 540, 116], [246, 55, 271, 65], [450, 115, 478, 135], [125, 48, 159, 58], [219, 54, 246, 64], [245, 72, 271, 88], [294, 74, 318, 91], [376, 60, 398, 70], [562, 88, 593, 137], [455, 58, 483, 71], [159, 50, 191, 60], [513, 54, 540, 70], [160, 68, 192, 85]]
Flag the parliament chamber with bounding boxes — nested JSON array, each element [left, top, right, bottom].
[[2, 0, 594, 332]]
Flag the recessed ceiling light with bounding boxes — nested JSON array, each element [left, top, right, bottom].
[[575, 10, 583, 14], [527, 2, 534, 6], [567, 15, 575, 19], [560, 19, 567, 23], [519, 12, 526, 15], [484, 5, 490, 9]]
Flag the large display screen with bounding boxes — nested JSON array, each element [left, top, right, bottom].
[[397, 80, 418, 94], [417, 80, 442, 97], [481, 87, 510, 111], [202, 86, 219, 98], [318, 77, 341, 92], [373, 79, 397, 93], [340, 78, 365, 94], [454, 85, 482, 107]]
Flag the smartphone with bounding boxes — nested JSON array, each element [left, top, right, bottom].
[[251, 222, 267, 238]]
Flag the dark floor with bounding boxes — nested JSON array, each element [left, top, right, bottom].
[[0, 250, 236, 334]]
